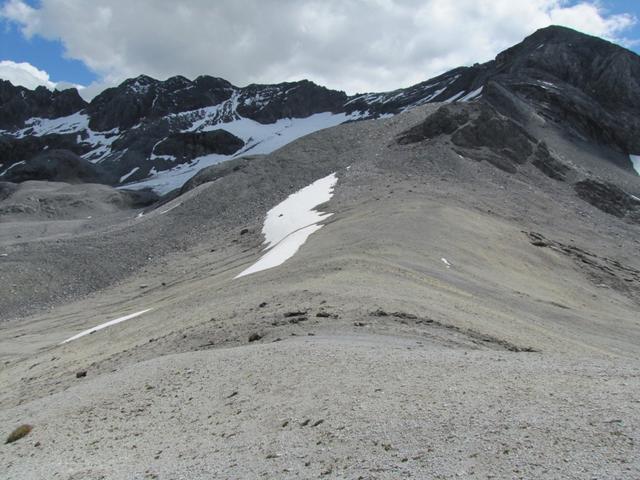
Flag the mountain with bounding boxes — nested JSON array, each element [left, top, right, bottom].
[[2, 26, 637, 194], [1, 26, 640, 479], [0, 81, 87, 130]]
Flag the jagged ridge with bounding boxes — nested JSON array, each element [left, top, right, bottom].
[[1, 25, 639, 193]]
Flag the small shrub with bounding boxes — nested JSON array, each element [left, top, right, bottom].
[[6, 424, 33, 444]]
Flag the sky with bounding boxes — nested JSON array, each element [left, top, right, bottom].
[[0, 0, 639, 100]]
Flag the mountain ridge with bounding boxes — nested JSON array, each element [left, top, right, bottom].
[[1, 25, 639, 194]]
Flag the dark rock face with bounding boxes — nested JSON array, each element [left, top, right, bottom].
[[495, 26, 640, 113], [398, 102, 574, 178], [397, 106, 469, 144], [236, 80, 348, 124], [531, 142, 571, 181], [153, 130, 244, 163], [399, 104, 544, 174], [489, 26, 640, 154], [574, 180, 640, 221], [2, 149, 113, 184], [0, 81, 87, 130], [526, 231, 640, 298], [86, 75, 235, 131], [451, 105, 535, 166], [0, 134, 92, 174], [391, 25, 640, 158], [87, 77, 349, 132]]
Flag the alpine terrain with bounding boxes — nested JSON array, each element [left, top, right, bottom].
[[1, 25, 639, 479]]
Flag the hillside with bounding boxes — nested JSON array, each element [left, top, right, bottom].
[[0, 26, 639, 479]]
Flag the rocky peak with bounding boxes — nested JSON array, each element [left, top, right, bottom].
[[495, 25, 640, 109], [469, 25, 640, 155], [193, 75, 235, 91], [0, 80, 87, 130], [237, 79, 348, 123]]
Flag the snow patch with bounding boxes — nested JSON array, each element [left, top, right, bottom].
[[124, 112, 360, 194], [61, 308, 153, 344], [236, 172, 338, 278], [81, 128, 121, 163], [443, 91, 466, 103], [422, 86, 448, 103], [119, 167, 140, 183], [237, 224, 324, 278], [538, 81, 558, 91], [460, 86, 484, 102], [160, 202, 182, 215], [11, 113, 121, 164], [15, 112, 89, 138], [0, 160, 25, 176], [118, 153, 229, 194], [629, 155, 640, 175], [187, 111, 358, 156]]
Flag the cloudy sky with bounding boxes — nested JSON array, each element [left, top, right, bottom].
[[1, 0, 639, 99]]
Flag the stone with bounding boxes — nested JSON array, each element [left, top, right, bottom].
[[248, 333, 262, 342]]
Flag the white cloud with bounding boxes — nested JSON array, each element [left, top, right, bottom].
[[0, 59, 87, 96], [0, 59, 56, 89], [1, 0, 637, 95], [549, 2, 636, 39]]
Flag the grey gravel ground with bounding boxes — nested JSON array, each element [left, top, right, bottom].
[[2, 339, 639, 480], [1, 104, 639, 479]]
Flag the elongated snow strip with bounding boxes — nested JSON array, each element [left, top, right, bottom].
[[61, 308, 153, 344], [443, 91, 466, 103], [460, 86, 484, 102]]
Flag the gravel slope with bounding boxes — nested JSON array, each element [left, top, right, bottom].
[[1, 104, 639, 479]]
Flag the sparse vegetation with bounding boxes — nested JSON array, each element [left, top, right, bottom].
[[5, 424, 33, 444]]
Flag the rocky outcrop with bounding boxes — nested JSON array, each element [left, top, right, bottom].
[[399, 104, 544, 174], [574, 180, 640, 222], [397, 106, 470, 144], [531, 142, 571, 181], [398, 103, 573, 177], [450, 105, 536, 168]]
